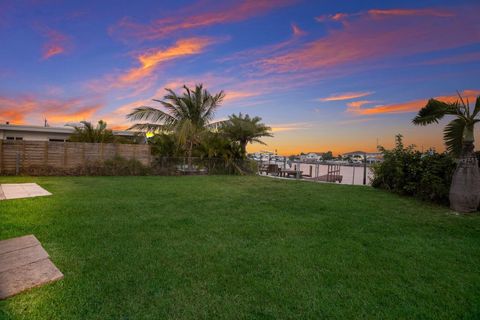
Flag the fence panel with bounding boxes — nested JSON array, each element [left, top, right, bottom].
[[0, 141, 151, 175]]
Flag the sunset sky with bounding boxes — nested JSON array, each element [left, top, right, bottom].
[[0, 0, 479, 155]]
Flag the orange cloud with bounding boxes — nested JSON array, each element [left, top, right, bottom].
[[367, 8, 453, 17], [223, 90, 259, 103], [271, 122, 312, 133], [36, 26, 71, 60], [0, 95, 102, 125], [316, 8, 453, 23], [110, 0, 297, 42], [346, 100, 375, 109], [319, 92, 373, 102], [119, 38, 216, 84], [261, 6, 478, 74], [349, 90, 480, 115]]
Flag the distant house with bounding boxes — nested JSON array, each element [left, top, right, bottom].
[[342, 151, 383, 164], [0, 124, 142, 143], [300, 152, 323, 162]]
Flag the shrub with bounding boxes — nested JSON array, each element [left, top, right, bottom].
[[21, 156, 151, 176], [371, 135, 456, 205]]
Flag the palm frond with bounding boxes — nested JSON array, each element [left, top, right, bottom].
[[443, 118, 465, 157], [472, 96, 480, 118], [127, 106, 177, 126], [412, 99, 458, 125], [127, 123, 169, 133]]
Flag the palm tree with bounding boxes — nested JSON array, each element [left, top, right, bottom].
[[68, 120, 115, 143], [222, 113, 273, 158], [412, 93, 480, 212], [127, 84, 225, 169]]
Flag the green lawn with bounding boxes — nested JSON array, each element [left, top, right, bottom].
[[0, 176, 479, 319]]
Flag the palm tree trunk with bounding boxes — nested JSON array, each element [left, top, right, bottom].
[[449, 140, 480, 213], [241, 141, 247, 159], [187, 141, 193, 170]]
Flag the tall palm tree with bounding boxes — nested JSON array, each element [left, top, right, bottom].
[[222, 113, 273, 158], [68, 120, 115, 143], [127, 84, 225, 168], [412, 93, 480, 213]]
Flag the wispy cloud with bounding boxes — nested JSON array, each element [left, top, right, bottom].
[[119, 37, 217, 84], [0, 95, 101, 125], [319, 92, 373, 102], [86, 37, 220, 98], [349, 89, 480, 115], [271, 122, 312, 133], [316, 8, 453, 22], [109, 0, 297, 42], [35, 25, 71, 60], [259, 6, 478, 74]]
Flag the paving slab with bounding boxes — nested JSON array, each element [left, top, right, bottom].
[[0, 183, 51, 200], [0, 186, 5, 200], [0, 258, 63, 300], [0, 245, 49, 273], [0, 235, 63, 300], [0, 235, 40, 255]]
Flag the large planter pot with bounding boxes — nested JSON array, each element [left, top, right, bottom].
[[449, 142, 480, 213]]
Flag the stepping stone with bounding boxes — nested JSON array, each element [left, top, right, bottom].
[[0, 259, 63, 300], [0, 235, 63, 300], [0, 183, 51, 200]]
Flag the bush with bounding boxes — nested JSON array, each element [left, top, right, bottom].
[[21, 156, 151, 176], [371, 135, 456, 205]]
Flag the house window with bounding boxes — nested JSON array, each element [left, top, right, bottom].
[[6, 136, 23, 140], [49, 138, 65, 142]]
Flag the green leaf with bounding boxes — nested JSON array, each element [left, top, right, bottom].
[[443, 118, 465, 157], [412, 99, 458, 126], [472, 96, 480, 118]]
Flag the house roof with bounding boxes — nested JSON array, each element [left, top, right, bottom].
[[0, 124, 74, 134], [0, 124, 140, 136]]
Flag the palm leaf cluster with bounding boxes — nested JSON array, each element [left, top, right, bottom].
[[222, 113, 273, 157], [127, 84, 225, 159], [127, 84, 273, 160], [69, 120, 115, 143], [412, 93, 480, 157]]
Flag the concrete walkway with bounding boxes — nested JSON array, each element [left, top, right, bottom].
[[0, 183, 51, 200]]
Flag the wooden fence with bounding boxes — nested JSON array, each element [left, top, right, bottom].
[[0, 140, 151, 175]]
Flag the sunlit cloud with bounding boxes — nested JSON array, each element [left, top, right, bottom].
[[0, 95, 102, 125], [316, 8, 453, 23], [291, 23, 306, 36], [119, 37, 217, 84], [271, 122, 312, 133], [349, 89, 480, 115], [35, 25, 71, 60], [319, 92, 373, 102], [346, 100, 375, 109], [109, 0, 297, 42], [260, 6, 478, 74], [367, 8, 454, 18], [223, 90, 260, 103]]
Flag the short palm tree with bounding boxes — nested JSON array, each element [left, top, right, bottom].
[[68, 120, 115, 143], [412, 93, 480, 157], [222, 113, 273, 158], [412, 92, 480, 213], [127, 84, 225, 168]]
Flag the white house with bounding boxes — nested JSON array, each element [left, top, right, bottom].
[[0, 123, 141, 142], [342, 151, 383, 164], [300, 152, 323, 162]]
